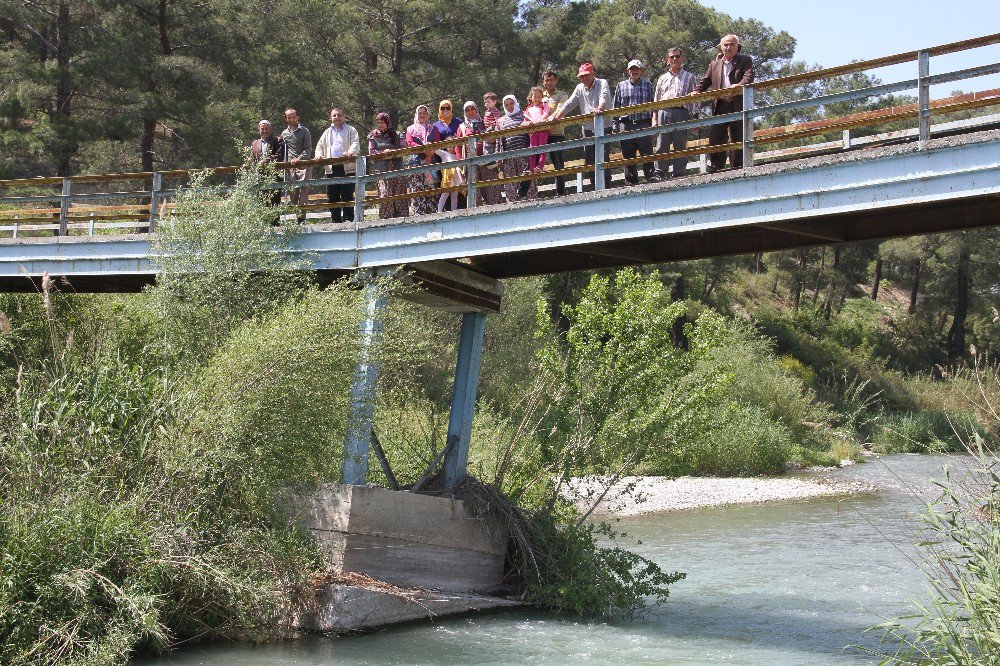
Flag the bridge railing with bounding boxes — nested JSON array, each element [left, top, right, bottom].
[[1, 32, 999, 238]]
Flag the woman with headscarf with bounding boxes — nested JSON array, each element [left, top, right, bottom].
[[456, 100, 501, 207], [368, 112, 407, 219], [496, 94, 537, 202], [404, 104, 437, 217], [429, 99, 463, 144]]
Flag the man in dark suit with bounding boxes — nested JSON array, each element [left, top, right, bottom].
[[695, 34, 754, 172], [251, 120, 283, 206]]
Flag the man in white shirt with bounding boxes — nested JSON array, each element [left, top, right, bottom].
[[553, 62, 612, 190], [314, 107, 360, 223], [653, 47, 699, 179]]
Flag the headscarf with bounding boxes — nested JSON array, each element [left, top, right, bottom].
[[372, 111, 399, 144], [412, 104, 430, 128], [438, 99, 454, 122], [502, 94, 522, 118]]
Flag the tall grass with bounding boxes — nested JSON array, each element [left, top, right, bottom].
[[872, 367, 1000, 664]]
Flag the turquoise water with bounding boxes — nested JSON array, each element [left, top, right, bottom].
[[140, 454, 960, 665]]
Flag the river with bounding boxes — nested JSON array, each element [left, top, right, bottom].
[[140, 453, 964, 665]]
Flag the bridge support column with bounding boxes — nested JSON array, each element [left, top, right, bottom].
[[341, 278, 388, 485], [442, 311, 486, 489]]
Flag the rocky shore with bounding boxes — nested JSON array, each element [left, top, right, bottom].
[[564, 470, 877, 517]]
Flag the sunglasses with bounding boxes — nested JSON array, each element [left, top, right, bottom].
[[440, 106, 452, 110]]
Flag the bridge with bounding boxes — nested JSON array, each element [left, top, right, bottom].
[[2, 33, 999, 488]]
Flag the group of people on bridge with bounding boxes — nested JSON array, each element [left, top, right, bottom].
[[250, 34, 754, 222]]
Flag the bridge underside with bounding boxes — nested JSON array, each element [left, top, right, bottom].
[[0, 130, 998, 293], [469, 193, 1000, 277]]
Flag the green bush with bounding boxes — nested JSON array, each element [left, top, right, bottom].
[[657, 404, 794, 477], [872, 410, 984, 454]]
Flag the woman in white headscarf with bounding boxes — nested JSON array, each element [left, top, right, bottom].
[[404, 104, 438, 216], [496, 94, 537, 202]]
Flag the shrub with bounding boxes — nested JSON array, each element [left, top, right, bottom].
[[659, 404, 794, 477], [872, 410, 984, 454]]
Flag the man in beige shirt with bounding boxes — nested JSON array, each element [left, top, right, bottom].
[[542, 70, 569, 196]]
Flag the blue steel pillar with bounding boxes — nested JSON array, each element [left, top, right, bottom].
[[442, 311, 487, 488], [341, 280, 387, 485]]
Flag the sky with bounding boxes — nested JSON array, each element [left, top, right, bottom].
[[701, 0, 1000, 94]]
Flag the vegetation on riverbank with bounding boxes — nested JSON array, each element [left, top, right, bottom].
[[869, 370, 1000, 664]]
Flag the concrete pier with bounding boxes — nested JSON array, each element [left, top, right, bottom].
[[291, 484, 514, 632]]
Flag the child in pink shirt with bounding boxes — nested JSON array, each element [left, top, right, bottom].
[[524, 86, 550, 173]]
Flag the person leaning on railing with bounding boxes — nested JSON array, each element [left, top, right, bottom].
[[551, 62, 612, 191], [653, 47, 699, 179], [541, 70, 570, 196], [250, 119, 283, 206], [368, 112, 407, 220], [430, 99, 465, 210], [457, 101, 501, 206], [279, 108, 312, 222], [612, 58, 659, 185], [695, 34, 754, 172], [497, 94, 537, 202], [314, 107, 360, 224], [404, 105, 438, 217]]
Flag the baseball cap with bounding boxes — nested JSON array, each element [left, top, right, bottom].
[[577, 62, 595, 76], [627, 59, 644, 70]]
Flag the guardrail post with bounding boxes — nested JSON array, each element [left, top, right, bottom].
[[353, 156, 366, 229], [917, 49, 931, 148], [466, 136, 477, 208], [742, 84, 755, 169], [593, 114, 606, 192], [342, 276, 387, 485], [59, 178, 71, 236], [842, 130, 851, 151], [148, 171, 162, 232]]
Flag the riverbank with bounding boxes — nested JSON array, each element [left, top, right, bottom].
[[564, 467, 878, 517]]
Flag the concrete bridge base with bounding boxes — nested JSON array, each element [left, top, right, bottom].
[[291, 483, 514, 632], [298, 584, 522, 633]]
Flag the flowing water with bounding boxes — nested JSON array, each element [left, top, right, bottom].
[[140, 454, 968, 665]]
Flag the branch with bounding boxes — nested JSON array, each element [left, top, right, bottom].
[[22, 22, 58, 55]]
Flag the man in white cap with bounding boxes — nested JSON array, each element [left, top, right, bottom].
[[552, 62, 612, 190], [612, 59, 657, 184], [250, 119, 283, 206]]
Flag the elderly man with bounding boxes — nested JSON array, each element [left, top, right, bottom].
[[541, 70, 570, 195], [612, 59, 657, 185], [251, 119, 283, 205], [314, 107, 360, 224], [279, 108, 313, 221], [553, 62, 612, 190], [653, 48, 699, 179], [695, 34, 754, 172]]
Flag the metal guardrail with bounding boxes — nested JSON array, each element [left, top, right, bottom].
[[1, 32, 999, 239]]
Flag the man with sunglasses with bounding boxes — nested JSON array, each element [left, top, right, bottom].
[[653, 48, 699, 179]]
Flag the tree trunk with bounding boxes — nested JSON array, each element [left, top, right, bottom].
[[754, 253, 763, 274], [53, 0, 73, 176], [140, 117, 157, 172], [870, 257, 883, 301], [946, 233, 971, 361], [670, 275, 689, 350], [908, 259, 921, 314]]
